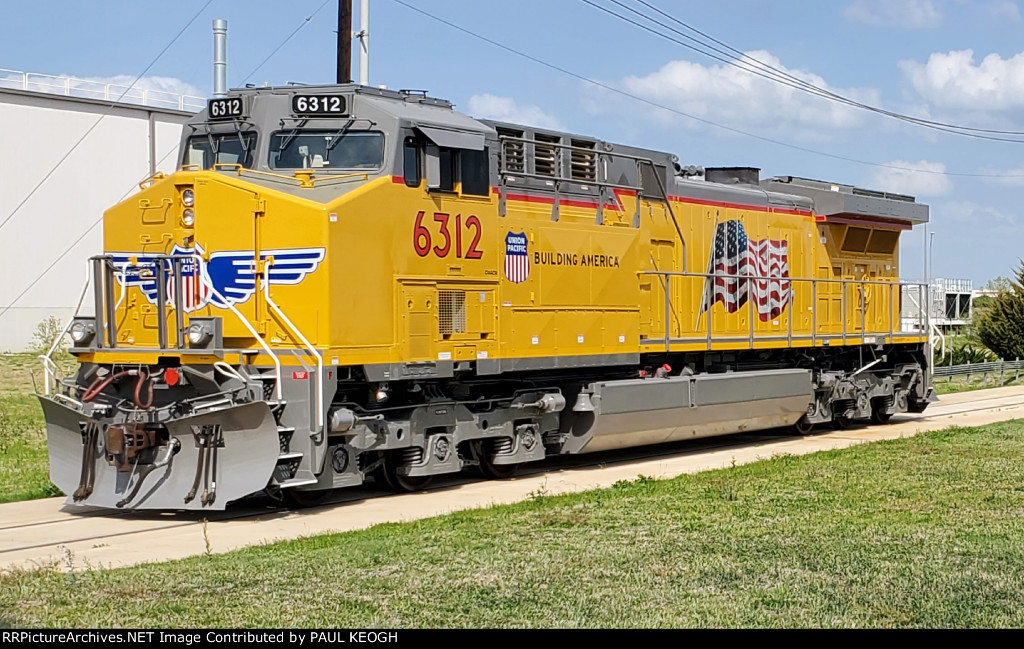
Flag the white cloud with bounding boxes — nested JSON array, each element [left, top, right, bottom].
[[598, 50, 879, 139], [899, 49, 1024, 110], [870, 160, 952, 196], [75, 75, 205, 98], [467, 94, 562, 130], [0, 72, 204, 108], [843, 0, 942, 28], [985, 0, 1021, 21], [939, 200, 1018, 227]]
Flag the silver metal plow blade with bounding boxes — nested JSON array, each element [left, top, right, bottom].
[[40, 398, 280, 510]]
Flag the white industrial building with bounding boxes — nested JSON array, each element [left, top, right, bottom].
[[0, 71, 199, 352]]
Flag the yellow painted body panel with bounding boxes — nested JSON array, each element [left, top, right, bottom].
[[94, 168, 922, 367]]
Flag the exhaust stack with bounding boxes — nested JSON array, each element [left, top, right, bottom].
[[213, 19, 228, 98]]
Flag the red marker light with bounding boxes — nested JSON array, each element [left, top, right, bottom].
[[164, 368, 180, 386], [662, 364, 672, 372]]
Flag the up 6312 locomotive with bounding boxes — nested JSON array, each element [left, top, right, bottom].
[[38, 83, 935, 510]]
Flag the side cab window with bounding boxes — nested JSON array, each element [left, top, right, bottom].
[[403, 137, 421, 187], [424, 145, 490, 196]]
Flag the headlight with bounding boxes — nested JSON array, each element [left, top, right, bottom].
[[187, 323, 212, 346], [182, 208, 195, 226], [181, 188, 195, 207], [69, 320, 95, 344]]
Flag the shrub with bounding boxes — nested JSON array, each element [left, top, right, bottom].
[[976, 262, 1024, 362], [30, 316, 67, 356]]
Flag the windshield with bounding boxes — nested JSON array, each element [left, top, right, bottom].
[[268, 130, 384, 170], [184, 132, 257, 169]]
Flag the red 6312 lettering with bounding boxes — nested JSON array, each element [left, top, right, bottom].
[[413, 211, 483, 259]]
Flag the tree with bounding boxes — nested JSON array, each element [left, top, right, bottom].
[[984, 276, 1014, 292], [975, 262, 1024, 361]]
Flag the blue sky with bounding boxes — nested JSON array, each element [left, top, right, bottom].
[[2, 0, 1022, 284]]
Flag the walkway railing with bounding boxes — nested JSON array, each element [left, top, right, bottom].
[[640, 270, 930, 351], [0, 68, 204, 112]]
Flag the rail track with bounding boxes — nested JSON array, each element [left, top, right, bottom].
[[3, 385, 1024, 573]]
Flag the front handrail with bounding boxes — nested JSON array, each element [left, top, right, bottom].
[[193, 256, 282, 400], [212, 164, 300, 185], [210, 163, 370, 189], [76, 254, 283, 400], [262, 261, 324, 431], [40, 263, 92, 395]]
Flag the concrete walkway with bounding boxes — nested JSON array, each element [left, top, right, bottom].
[[2, 385, 1022, 572]]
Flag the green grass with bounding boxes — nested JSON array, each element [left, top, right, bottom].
[[4, 420, 1024, 628], [0, 395, 57, 504], [935, 375, 1023, 394], [0, 353, 60, 503]]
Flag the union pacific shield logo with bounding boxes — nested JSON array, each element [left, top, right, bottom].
[[504, 231, 529, 284], [166, 247, 210, 313]]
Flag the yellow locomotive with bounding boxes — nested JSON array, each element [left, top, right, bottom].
[[39, 84, 933, 509]]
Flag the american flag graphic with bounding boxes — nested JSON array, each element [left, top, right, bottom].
[[165, 254, 210, 313], [700, 220, 790, 322], [504, 231, 530, 284]]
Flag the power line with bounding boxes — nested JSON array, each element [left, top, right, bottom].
[[634, 0, 1024, 137], [237, 0, 333, 86], [388, 0, 1024, 179], [583, 0, 1024, 143], [0, 1, 337, 321], [0, 0, 216, 239], [0, 146, 181, 321]]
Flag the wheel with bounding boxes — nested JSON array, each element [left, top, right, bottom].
[[379, 452, 433, 492], [474, 441, 518, 479], [907, 398, 929, 414], [282, 488, 334, 509], [792, 416, 814, 435], [870, 407, 892, 425], [833, 415, 853, 430]]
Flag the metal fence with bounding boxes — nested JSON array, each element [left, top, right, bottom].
[[0, 68, 204, 112], [933, 359, 1024, 384]]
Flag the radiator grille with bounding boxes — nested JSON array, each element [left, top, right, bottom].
[[570, 139, 596, 182], [499, 129, 525, 173], [534, 133, 560, 177], [439, 290, 467, 336]]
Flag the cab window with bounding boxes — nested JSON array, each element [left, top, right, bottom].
[[184, 132, 257, 169], [268, 130, 384, 169], [403, 137, 421, 187], [426, 146, 488, 195]]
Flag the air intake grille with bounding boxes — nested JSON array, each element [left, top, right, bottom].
[[534, 134, 560, 177], [570, 140, 596, 182], [498, 129, 525, 173], [439, 290, 467, 336]]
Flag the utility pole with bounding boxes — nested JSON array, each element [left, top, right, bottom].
[[337, 0, 352, 84]]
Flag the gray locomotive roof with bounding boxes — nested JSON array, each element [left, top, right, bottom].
[[207, 83, 496, 142], [673, 176, 814, 212], [762, 176, 929, 223], [192, 84, 926, 223]]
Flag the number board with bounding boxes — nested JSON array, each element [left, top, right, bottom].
[[207, 97, 244, 120], [291, 94, 348, 116]]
